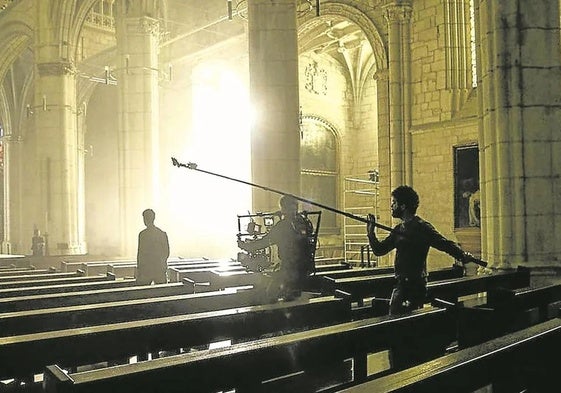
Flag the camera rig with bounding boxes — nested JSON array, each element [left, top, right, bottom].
[[236, 210, 322, 272]]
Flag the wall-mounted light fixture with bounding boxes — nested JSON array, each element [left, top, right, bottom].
[[227, 0, 233, 20]]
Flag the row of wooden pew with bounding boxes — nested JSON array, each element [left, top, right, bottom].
[[0, 257, 559, 392], [41, 268, 561, 393], [60, 257, 230, 278]]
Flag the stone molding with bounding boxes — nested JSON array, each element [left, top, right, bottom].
[[373, 68, 389, 81], [37, 61, 76, 77]]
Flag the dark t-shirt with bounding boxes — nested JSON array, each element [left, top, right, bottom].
[[369, 216, 464, 280], [268, 214, 313, 274]]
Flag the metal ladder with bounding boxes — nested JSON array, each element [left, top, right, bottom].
[[343, 174, 378, 267]]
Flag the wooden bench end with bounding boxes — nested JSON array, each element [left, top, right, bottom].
[[44, 365, 73, 393]]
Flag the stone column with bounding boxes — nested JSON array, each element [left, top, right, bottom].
[[32, 61, 85, 255], [373, 68, 392, 266], [476, 0, 561, 270], [383, 2, 413, 191], [115, 5, 161, 256], [32, 0, 86, 255], [247, 0, 300, 213], [1, 135, 12, 254]]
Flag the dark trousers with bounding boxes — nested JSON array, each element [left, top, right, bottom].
[[136, 271, 168, 286], [389, 277, 427, 316], [261, 268, 306, 302]]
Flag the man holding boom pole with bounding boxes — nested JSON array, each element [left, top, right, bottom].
[[367, 185, 475, 315]]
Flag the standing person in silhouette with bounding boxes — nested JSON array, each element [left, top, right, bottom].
[[136, 209, 170, 285]]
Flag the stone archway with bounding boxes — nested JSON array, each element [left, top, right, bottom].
[[296, 2, 389, 261]]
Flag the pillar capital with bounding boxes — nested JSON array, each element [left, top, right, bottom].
[[383, 3, 412, 23], [373, 68, 389, 81], [138, 16, 160, 36], [36, 61, 76, 77]]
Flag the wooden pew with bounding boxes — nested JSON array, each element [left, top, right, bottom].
[[0, 254, 28, 268], [336, 318, 561, 393], [166, 257, 211, 264], [323, 266, 465, 303], [0, 275, 134, 298], [0, 282, 194, 312], [0, 288, 264, 336], [61, 260, 133, 273], [182, 271, 262, 293], [3, 295, 351, 383], [0, 266, 46, 276], [306, 266, 396, 292], [0, 265, 33, 271], [426, 266, 530, 302], [106, 262, 137, 279], [326, 266, 529, 305], [486, 282, 561, 318], [112, 261, 234, 279], [313, 266, 395, 279], [78, 260, 134, 276], [0, 271, 116, 290], [107, 259, 239, 280], [171, 264, 249, 284], [42, 306, 456, 393], [86, 257, 203, 276], [313, 262, 351, 273], [170, 261, 244, 270], [457, 282, 561, 347], [0, 270, 84, 283], [61, 257, 196, 274]]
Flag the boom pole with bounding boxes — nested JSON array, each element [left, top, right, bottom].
[[170, 157, 488, 267], [171, 157, 390, 231]]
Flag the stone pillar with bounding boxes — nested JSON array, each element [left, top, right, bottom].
[[32, 1, 86, 255], [383, 1, 413, 191], [1, 136, 12, 254], [374, 68, 393, 267], [115, 5, 161, 256], [247, 0, 300, 213], [32, 61, 85, 255], [476, 0, 561, 270]]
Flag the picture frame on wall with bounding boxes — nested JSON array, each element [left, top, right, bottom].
[[454, 144, 480, 229]]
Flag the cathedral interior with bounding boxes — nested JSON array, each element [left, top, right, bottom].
[[1, 0, 561, 391], [1, 0, 561, 269]]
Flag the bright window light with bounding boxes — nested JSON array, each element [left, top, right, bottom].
[[169, 62, 252, 259]]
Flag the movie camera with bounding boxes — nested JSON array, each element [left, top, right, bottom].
[[236, 210, 321, 272]]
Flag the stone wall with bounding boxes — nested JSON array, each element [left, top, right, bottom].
[[408, 0, 478, 269], [411, 118, 478, 269]]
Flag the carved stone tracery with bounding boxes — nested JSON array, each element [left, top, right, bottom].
[[138, 17, 160, 36], [304, 60, 328, 95]]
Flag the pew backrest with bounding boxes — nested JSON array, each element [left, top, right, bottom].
[[0, 287, 262, 335], [42, 306, 456, 393], [337, 318, 561, 393], [0, 270, 114, 289], [0, 270, 83, 283], [3, 295, 351, 381], [0, 276, 134, 298], [0, 282, 192, 312]]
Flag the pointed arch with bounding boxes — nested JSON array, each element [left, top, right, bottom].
[[298, 2, 387, 71], [0, 20, 33, 82], [298, 3, 387, 104]]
